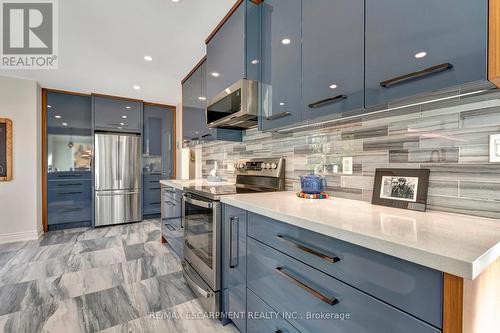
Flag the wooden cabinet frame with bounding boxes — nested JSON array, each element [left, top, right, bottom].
[[490, 0, 500, 86], [0, 118, 13, 182]]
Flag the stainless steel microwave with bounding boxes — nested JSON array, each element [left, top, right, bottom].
[[206, 79, 258, 130]]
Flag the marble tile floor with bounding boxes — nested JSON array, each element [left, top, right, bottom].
[[0, 220, 238, 333]]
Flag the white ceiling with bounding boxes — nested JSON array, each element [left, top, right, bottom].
[[0, 0, 235, 105]]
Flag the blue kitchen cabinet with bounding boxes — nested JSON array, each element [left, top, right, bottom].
[[365, 0, 488, 107], [205, 0, 260, 102], [260, 0, 302, 131], [143, 104, 174, 177], [301, 0, 364, 120], [46, 92, 93, 230], [247, 238, 441, 333], [182, 60, 242, 143], [143, 173, 162, 216], [93, 95, 142, 132], [222, 205, 247, 333]]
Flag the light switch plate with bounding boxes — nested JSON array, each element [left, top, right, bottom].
[[490, 134, 500, 162], [342, 157, 353, 175]]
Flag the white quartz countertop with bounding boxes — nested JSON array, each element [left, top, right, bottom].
[[220, 191, 500, 280], [159, 179, 234, 190]]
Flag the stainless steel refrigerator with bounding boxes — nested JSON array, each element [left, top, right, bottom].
[[94, 133, 142, 226]]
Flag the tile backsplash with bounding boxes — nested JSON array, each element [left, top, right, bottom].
[[201, 88, 500, 219]]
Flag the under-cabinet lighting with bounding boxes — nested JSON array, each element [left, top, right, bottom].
[[281, 38, 291, 45], [414, 51, 427, 59]]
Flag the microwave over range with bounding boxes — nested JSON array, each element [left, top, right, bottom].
[[206, 79, 258, 130]]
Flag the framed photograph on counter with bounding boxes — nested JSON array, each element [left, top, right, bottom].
[[0, 118, 13, 182], [372, 168, 430, 212]]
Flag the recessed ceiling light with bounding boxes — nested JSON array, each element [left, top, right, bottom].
[[329, 84, 338, 89], [281, 38, 291, 45], [118, 127, 123, 129], [414, 51, 427, 59], [125, 106, 131, 109], [122, 115, 128, 119], [171, 0, 181, 2], [144, 55, 153, 62], [120, 122, 125, 126], [251, 59, 259, 65], [279, 102, 285, 106], [211, 72, 220, 77], [54, 115, 61, 119], [133, 85, 141, 90], [198, 96, 207, 101], [61, 122, 68, 126], [47, 105, 52, 108]]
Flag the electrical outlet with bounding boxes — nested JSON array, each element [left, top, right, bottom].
[[333, 165, 339, 174], [490, 134, 500, 162], [342, 157, 353, 175]]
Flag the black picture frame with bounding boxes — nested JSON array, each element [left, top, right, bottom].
[[372, 168, 430, 212]]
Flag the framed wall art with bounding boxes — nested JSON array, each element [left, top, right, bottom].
[[372, 168, 430, 212], [0, 118, 13, 182]]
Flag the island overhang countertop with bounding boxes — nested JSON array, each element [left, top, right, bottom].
[[220, 191, 500, 280]]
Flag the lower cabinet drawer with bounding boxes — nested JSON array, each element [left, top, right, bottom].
[[247, 289, 300, 333], [248, 212, 443, 328], [48, 205, 91, 225], [247, 238, 440, 333]]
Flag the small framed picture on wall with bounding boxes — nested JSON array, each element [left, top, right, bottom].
[[372, 168, 430, 212], [0, 118, 13, 182]]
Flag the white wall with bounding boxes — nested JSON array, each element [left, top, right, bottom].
[[0, 76, 42, 243]]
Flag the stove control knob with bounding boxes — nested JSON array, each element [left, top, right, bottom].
[[238, 163, 245, 170], [261, 163, 267, 169], [265, 163, 271, 169], [271, 163, 277, 169]]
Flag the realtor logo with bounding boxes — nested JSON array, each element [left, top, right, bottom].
[[1, 0, 58, 69]]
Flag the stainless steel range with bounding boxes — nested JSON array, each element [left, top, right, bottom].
[[181, 157, 285, 314]]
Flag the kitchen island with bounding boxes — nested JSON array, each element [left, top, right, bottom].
[[220, 191, 500, 333]]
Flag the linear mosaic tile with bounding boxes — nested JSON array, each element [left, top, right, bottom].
[[200, 89, 500, 219]]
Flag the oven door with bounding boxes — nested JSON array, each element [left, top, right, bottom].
[[182, 193, 220, 291]]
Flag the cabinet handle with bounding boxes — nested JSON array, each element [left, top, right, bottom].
[[308, 95, 347, 109], [229, 216, 239, 268], [201, 134, 213, 138], [58, 191, 83, 196], [275, 266, 339, 306], [149, 202, 161, 206], [380, 62, 454, 88], [164, 201, 175, 206], [266, 112, 291, 121], [56, 183, 83, 187], [276, 234, 340, 264], [59, 207, 84, 213]]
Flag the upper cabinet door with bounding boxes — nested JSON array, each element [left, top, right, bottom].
[[206, 3, 245, 101], [365, 0, 488, 107], [260, 0, 302, 131], [301, 0, 364, 120], [93, 96, 142, 132]]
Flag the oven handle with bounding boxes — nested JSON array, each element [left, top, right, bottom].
[[183, 195, 213, 209], [183, 270, 213, 299]]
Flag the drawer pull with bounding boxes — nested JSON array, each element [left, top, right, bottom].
[[276, 234, 340, 264], [380, 62, 454, 88], [149, 202, 161, 206], [308, 94, 347, 109], [266, 112, 291, 121], [58, 208, 84, 213], [275, 267, 339, 306], [56, 183, 83, 187], [229, 216, 239, 268], [58, 191, 83, 196]]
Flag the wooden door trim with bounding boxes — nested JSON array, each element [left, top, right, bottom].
[[43, 88, 90, 97], [489, 0, 500, 87], [41, 89, 48, 232], [0, 118, 13, 182]]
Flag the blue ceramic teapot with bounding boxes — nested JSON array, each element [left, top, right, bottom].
[[300, 173, 327, 194]]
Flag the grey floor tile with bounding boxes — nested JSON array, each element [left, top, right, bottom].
[[82, 284, 141, 331], [67, 247, 127, 272], [38, 232, 82, 247], [72, 235, 123, 255], [0, 281, 33, 316], [7, 242, 74, 265], [124, 241, 170, 261], [0, 251, 17, 267], [121, 253, 182, 284], [0, 239, 37, 254]]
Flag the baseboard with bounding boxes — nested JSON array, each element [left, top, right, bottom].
[[0, 230, 39, 244]]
